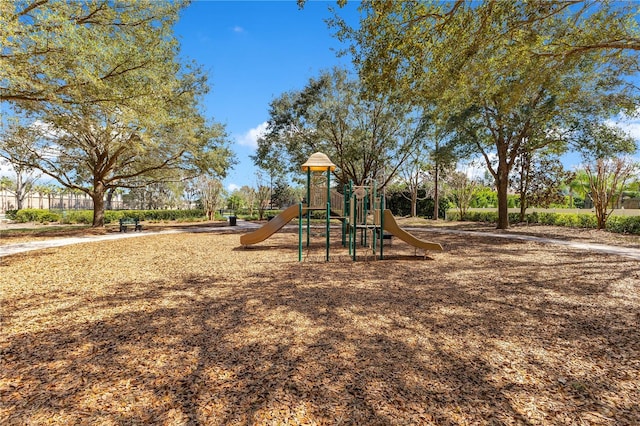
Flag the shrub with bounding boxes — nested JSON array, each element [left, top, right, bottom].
[[9, 209, 208, 224], [577, 214, 598, 229], [553, 214, 580, 228], [446, 209, 638, 234], [103, 209, 206, 223], [606, 216, 640, 234], [13, 208, 61, 223], [61, 210, 93, 224], [447, 211, 498, 222]]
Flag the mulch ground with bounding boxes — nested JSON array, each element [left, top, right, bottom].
[[1, 224, 639, 425]]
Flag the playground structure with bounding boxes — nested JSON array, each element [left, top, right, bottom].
[[239, 152, 443, 260]]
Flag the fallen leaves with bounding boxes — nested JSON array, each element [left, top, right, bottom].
[[1, 228, 639, 425]]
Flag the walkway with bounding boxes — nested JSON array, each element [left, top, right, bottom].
[[414, 227, 640, 261], [1, 221, 639, 261], [0, 220, 260, 258]]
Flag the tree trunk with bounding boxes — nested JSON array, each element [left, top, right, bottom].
[[91, 187, 106, 227], [496, 164, 510, 230], [519, 198, 527, 223], [106, 188, 115, 210], [518, 151, 530, 223], [433, 162, 439, 220], [411, 188, 417, 217], [15, 173, 24, 210]]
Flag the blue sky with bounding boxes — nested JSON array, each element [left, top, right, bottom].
[[173, 0, 360, 191]]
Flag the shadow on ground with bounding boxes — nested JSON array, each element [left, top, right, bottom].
[[1, 232, 639, 424]]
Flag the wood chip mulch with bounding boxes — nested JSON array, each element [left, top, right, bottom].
[[1, 227, 638, 425]]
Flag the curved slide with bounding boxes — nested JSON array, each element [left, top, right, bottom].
[[382, 210, 443, 252], [240, 205, 307, 246]]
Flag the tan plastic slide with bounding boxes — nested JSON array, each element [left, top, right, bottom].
[[240, 204, 307, 246], [382, 210, 443, 252]]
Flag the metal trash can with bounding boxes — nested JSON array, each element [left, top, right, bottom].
[[228, 216, 237, 226]]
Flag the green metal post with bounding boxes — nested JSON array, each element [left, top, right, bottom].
[[348, 222, 352, 256], [326, 201, 330, 261], [326, 168, 331, 213], [298, 202, 303, 261], [353, 222, 357, 261]]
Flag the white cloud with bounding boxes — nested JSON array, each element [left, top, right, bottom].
[[613, 120, 640, 141], [458, 156, 494, 181], [0, 160, 15, 178], [236, 122, 268, 150], [233, 26, 244, 33], [227, 183, 240, 192], [607, 109, 640, 142]]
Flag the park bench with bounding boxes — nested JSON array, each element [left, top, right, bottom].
[[119, 217, 142, 232]]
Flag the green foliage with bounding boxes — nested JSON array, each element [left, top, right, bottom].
[[1, 1, 187, 107], [13, 209, 61, 223], [606, 216, 640, 234], [337, 1, 640, 230], [226, 194, 244, 211], [512, 150, 573, 220], [470, 187, 498, 208], [1, 1, 234, 227], [10, 208, 209, 224], [61, 210, 94, 225], [447, 210, 498, 223], [574, 122, 638, 161], [581, 157, 639, 228], [253, 68, 423, 188], [447, 210, 639, 234], [271, 178, 298, 208], [102, 210, 206, 223], [386, 191, 451, 219]]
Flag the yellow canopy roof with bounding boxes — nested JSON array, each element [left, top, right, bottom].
[[301, 152, 336, 171]]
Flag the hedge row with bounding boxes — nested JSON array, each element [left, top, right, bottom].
[[100, 209, 207, 223], [447, 210, 640, 234], [7, 208, 207, 224], [7, 209, 62, 223]]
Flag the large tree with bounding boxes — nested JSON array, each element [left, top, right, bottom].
[[574, 121, 638, 228], [1, 1, 235, 226], [512, 148, 573, 222], [397, 150, 430, 218], [17, 96, 232, 226], [253, 68, 423, 188], [1, 0, 186, 108], [0, 120, 40, 210], [335, 0, 640, 229], [196, 176, 224, 221]]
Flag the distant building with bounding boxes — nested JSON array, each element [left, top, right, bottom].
[[0, 189, 125, 213]]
